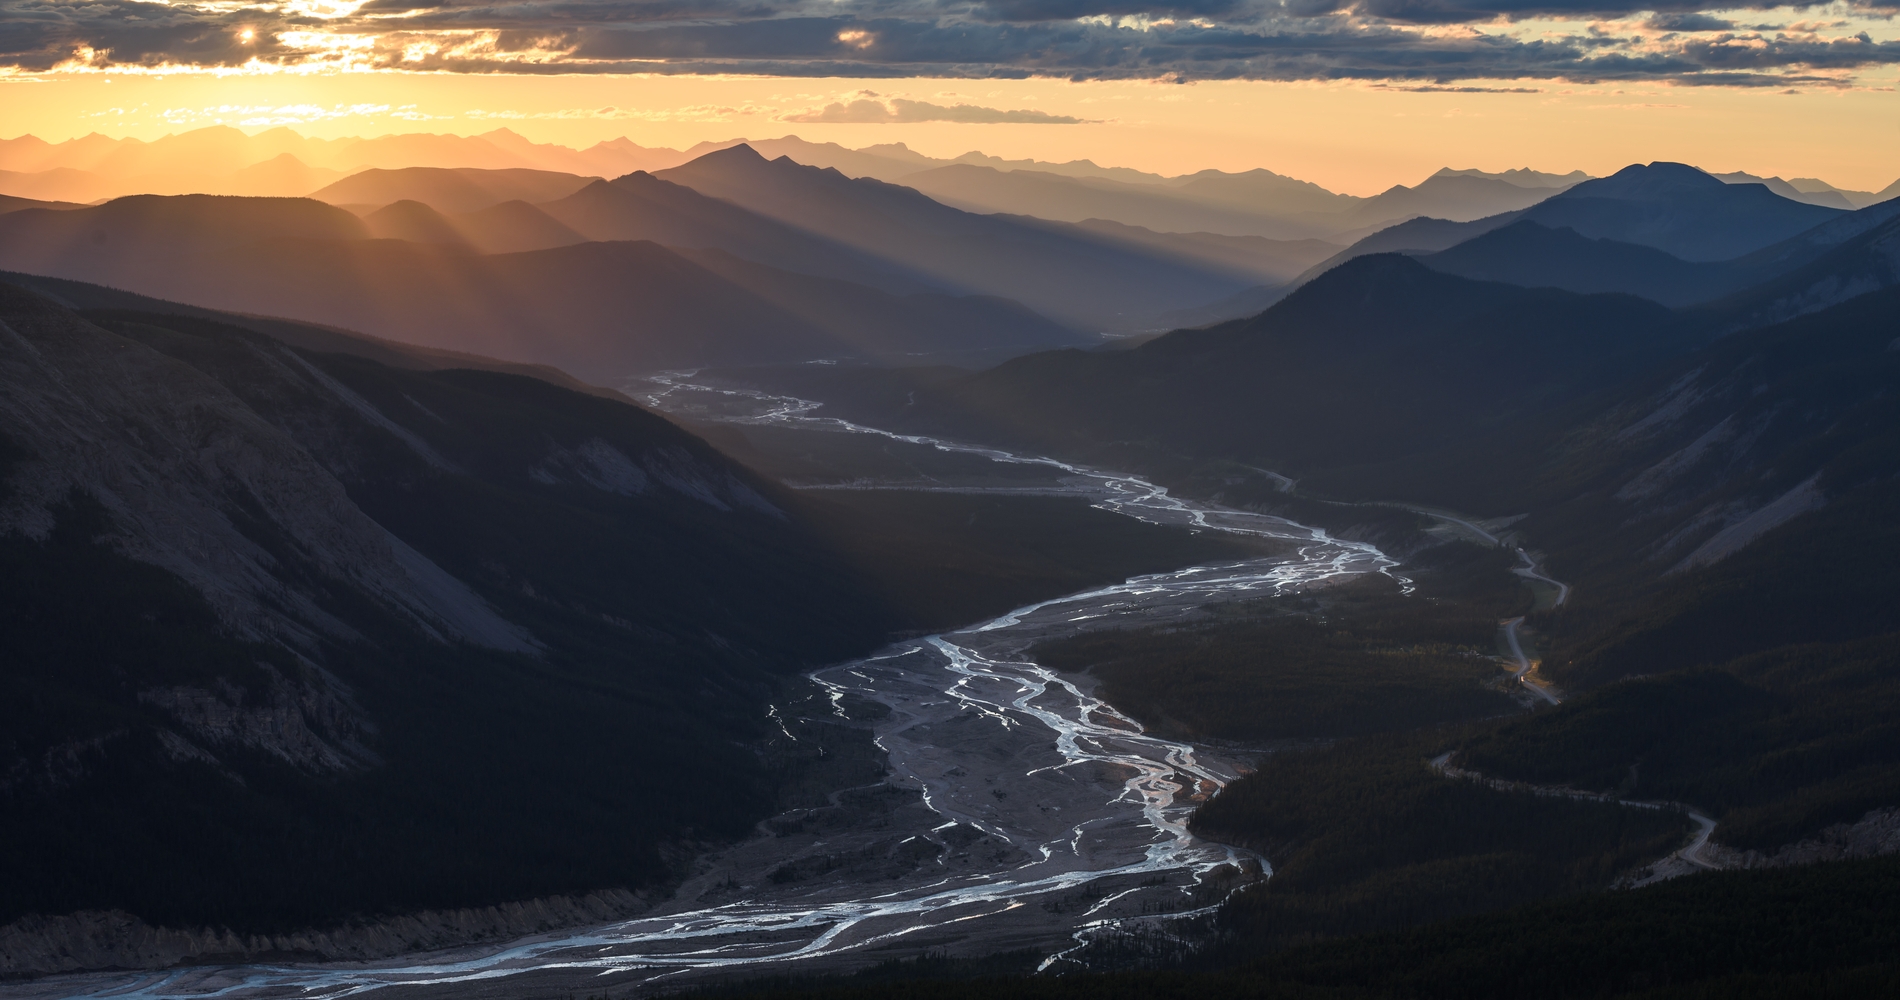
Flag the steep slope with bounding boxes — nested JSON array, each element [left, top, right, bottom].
[[309, 167, 599, 213], [1, 284, 890, 939], [655, 145, 1250, 331], [1696, 213, 1900, 331]]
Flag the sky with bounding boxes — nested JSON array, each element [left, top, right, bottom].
[[3, 0, 1898, 193]]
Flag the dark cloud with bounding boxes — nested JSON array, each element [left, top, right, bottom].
[[781, 96, 1093, 121], [4, 0, 1900, 86], [1646, 12, 1737, 31]]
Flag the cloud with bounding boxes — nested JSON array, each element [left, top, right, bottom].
[[5, 0, 1900, 87], [1372, 83, 1543, 91], [465, 103, 771, 121], [1645, 12, 1738, 31], [781, 95, 1093, 123]]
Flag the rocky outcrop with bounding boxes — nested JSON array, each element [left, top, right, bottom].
[[0, 889, 654, 978]]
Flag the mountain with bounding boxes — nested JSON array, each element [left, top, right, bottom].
[[353, 197, 592, 254], [0, 193, 82, 215], [1292, 213, 1526, 284], [1066, 219, 1340, 286], [680, 136, 937, 182], [0, 196, 1081, 376], [0, 195, 370, 289], [1702, 213, 1900, 329], [1163, 167, 1357, 216], [1712, 170, 1860, 210], [362, 199, 472, 246], [0, 280, 891, 944], [1523, 162, 1845, 261], [223, 153, 347, 198], [1326, 172, 1572, 229], [451, 199, 590, 253], [309, 167, 599, 213], [0, 166, 109, 203], [536, 173, 938, 294], [896, 165, 1561, 240], [1301, 162, 1854, 286], [1415, 193, 1900, 309], [679, 136, 1181, 187], [897, 164, 1325, 239], [756, 254, 1691, 480], [654, 145, 1250, 331], [0, 127, 690, 202], [1434, 167, 1593, 188], [1418, 221, 1748, 306], [470, 128, 688, 176]]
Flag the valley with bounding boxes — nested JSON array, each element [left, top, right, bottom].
[[17, 378, 1416, 998], [3, 114, 1899, 1000]]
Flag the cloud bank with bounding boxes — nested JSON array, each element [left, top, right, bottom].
[[782, 96, 1093, 123], [3, 0, 1898, 87]]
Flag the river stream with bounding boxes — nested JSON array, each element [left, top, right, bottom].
[[37, 375, 1402, 1000]]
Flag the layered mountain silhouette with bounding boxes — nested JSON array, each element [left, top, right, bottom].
[[0, 192, 1084, 375], [1301, 163, 1862, 294], [898, 164, 1329, 240], [1418, 222, 1747, 306], [1528, 162, 1845, 261], [535, 171, 939, 293], [311, 166, 602, 214], [0, 126, 686, 202], [895, 162, 1573, 241], [654, 145, 1248, 330], [1417, 198, 1900, 309]]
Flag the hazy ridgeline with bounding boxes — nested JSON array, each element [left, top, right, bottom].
[[2, 134, 1899, 994]]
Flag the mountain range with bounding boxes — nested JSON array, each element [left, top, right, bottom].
[[6, 125, 1900, 994]]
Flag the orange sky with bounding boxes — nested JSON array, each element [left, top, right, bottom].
[[6, 69, 1897, 195]]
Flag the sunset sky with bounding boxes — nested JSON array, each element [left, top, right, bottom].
[[4, 0, 1898, 194]]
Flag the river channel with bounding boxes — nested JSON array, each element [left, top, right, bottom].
[[35, 375, 1404, 1000]]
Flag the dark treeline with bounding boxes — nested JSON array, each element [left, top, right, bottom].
[[686, 856, 1900, 1000]]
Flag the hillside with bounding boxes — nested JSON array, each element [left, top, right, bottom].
[[0, 282, 891, 937]]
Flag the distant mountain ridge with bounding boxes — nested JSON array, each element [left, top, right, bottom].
[[0, 190, 1087, 375], [654, 145, 1253, 330], [1298, 162, 1860, 292]]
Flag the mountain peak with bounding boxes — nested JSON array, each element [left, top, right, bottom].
[[700, 142, 766, 164], [1568, 161, 1723, 201]]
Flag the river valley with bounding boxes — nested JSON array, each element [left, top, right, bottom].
[[24, 375, 1410, 1000]]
